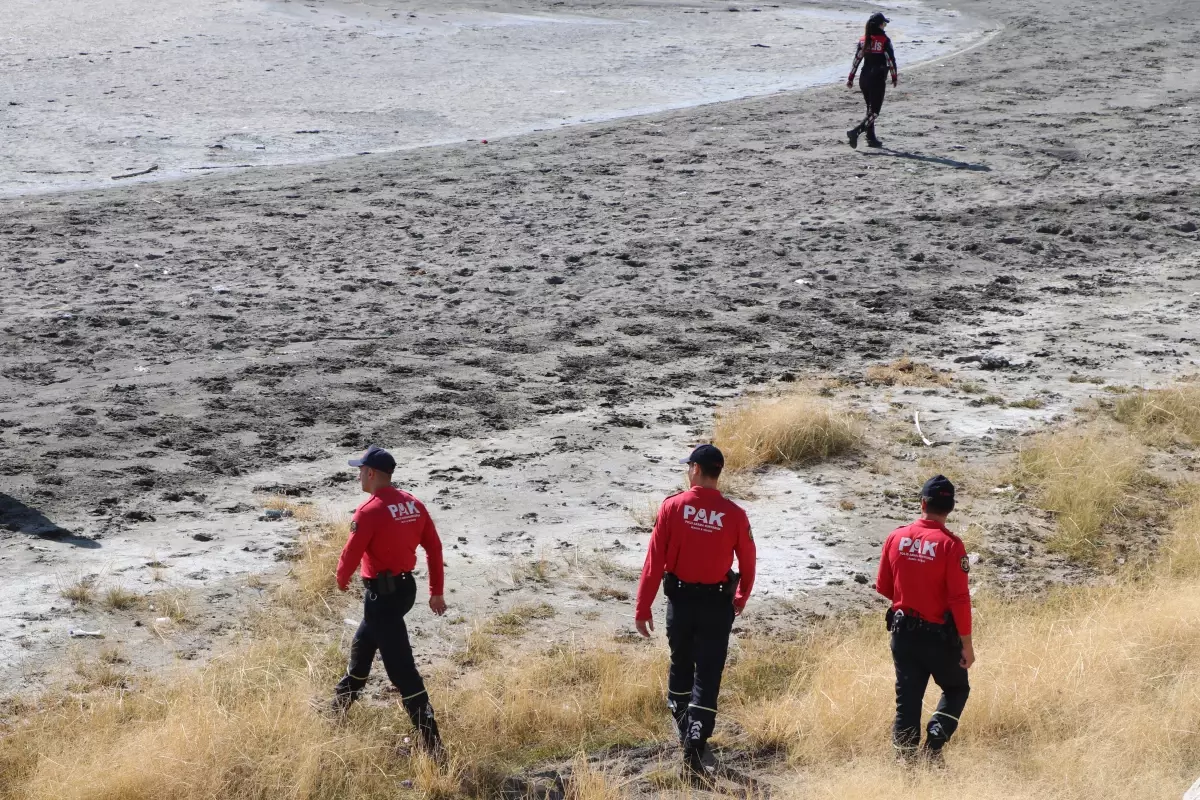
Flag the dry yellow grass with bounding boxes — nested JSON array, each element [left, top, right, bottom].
[[737, 574, 1200, 799], [8, 476, 1200, 799], [1010, 427, 1147, 557], [1113, 384, 1200, 446], [1159, 494, 1200, 579], [14, 572, 1200, 800], [101, 585, 143, 612], [57, 575, 95, 605], [276, 518, 348, 615], [714, 392, 861, 472], [626, 498, 660, 531], [864, 357, 952, 387], [150, 588, 192, 624], [489, 602, 556, 635]]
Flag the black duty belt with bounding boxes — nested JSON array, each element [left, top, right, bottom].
[[887, 608, 951, 635], [363, 571, 413, 596], [665, 571, 739, 598]]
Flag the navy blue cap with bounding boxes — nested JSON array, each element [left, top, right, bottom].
[[921, 474, 955, 502], [869, 12, 890, 24], [348, 445, 396, 474], [680, 444, 724, 470]]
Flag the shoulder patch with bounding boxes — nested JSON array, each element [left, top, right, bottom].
[[350, 520, 358, 533], [960, 556, 970, 573]]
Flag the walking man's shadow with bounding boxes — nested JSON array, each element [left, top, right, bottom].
[[864, 147, 991, 172], [1, 492, 99, 548]]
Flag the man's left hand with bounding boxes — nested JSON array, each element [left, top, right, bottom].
[[734, 601, 746, 617], [429, 595, 448, 616]]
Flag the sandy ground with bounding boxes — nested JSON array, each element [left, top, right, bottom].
[[2, 0, 1200, 710], [0, 0, 985, 195]]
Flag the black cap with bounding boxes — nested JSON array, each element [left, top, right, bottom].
[[680, 444, 725, 470], [348, 445, 396, 474], [921, 474, 955, 502], [869, 11, 890, 24]]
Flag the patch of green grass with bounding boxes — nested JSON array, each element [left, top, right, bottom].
[[1009, 397, 1046, 409]]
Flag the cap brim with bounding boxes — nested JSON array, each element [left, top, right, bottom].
[[679, 457, 693, 465], [347, 458, 366, 467]]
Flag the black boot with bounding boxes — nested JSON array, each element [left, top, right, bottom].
[[866, 124, 883, 148], [920, 720, 948, 767], [919, 744, 946, 768], [329, 686, 356, 717], [846, 127, 860, 149], [404, 698, 446, 762], [668, 699, 689, 746], [682, 742, 712, 786]]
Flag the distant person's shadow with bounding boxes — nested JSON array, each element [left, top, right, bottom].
[[0, 492, 100, 549], [865, 148, 991, 172]]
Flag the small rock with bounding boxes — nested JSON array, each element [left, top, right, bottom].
[[1172, 221, 1197, 233], [853, 573, 869, 585], [192, 532, 215, 542], [124, 510, 155, 522], [807, 562, 822, 570], [979, 354, 1011, 370], [545, 275, 565, 285]]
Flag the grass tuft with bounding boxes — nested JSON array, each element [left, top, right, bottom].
[[59, 576, 95, 605], [489, 602, 557, 635], [151, 589, 192, 624], [714, 391, 861, 472], [1011, 427, 1146, 557], [101, 586, 143, 612], [626, 498, 659, 531], [1113, 385, 1200, 446], [1159, 493, 1200, 579], [863, 357, 951, 387]]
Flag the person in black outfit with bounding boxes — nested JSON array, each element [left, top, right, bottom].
[[846, 12, 899, 149]]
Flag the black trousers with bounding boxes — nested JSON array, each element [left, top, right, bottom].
[[665, 588, 735, 750], [335, 574, 429, 708], [855, 70, 888, 138], [890, 628, 970, 753]]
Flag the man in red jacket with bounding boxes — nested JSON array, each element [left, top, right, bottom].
[[332, 445, 447, 756], [876, 475, 974, 765], [635, 444, 756, 782]]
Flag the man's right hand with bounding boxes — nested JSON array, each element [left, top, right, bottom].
[[635, 617, 654, 638], [960, 636, 976, 669], [846, 77, 855, 88]]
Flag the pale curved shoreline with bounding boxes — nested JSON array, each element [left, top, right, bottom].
[[0, 0, 993, 197]]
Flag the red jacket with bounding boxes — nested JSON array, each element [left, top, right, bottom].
[[336, 486, 445, 595], [635, 486, 756, 621], [875, 519, 972, 635]]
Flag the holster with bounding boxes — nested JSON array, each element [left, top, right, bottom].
[[371, 571, 397, 596], [885, 607, 896, 632], [722, 570, 740, 599], [663, 573, 681, 598], [943, 611, 961, 645]]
